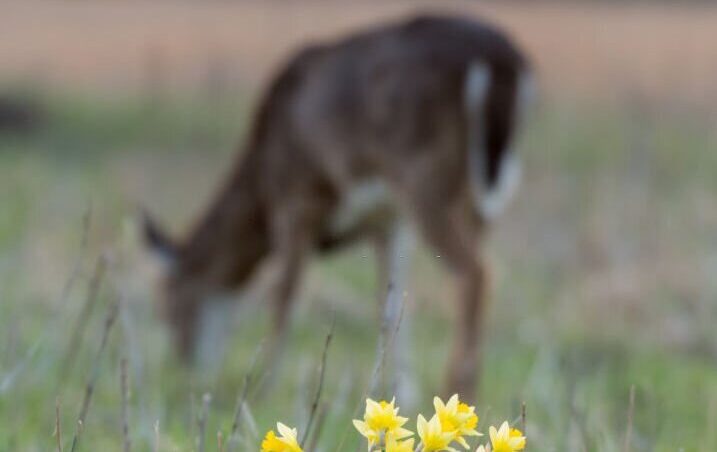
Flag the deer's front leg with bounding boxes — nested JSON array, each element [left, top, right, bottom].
[[261, 205, 317, 383]]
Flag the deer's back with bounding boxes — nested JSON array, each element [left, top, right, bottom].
[[237, 15, 529, 245], [250, 15, 525, 182]]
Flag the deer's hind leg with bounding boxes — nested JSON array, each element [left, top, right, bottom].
[[407, 192, 487, 401]]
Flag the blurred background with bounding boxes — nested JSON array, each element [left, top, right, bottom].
[[1, 1, 716, 451]]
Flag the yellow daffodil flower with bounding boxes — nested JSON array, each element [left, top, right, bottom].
[[268, 395, 526, 452], [386, 436, 415, 452], [261, 422, 302, 452], [488, 422, 526, 452], [434, 394, 481, 449], [353, 398, 412, 446], [417, 414, 458, 451]]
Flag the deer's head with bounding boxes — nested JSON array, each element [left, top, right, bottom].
[[141, 211, 209, 364]]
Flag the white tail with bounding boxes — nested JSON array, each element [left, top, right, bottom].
[[465, 63, 531, 221]]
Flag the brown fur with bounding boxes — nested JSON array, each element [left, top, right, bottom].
[[144, 15, 530, 398]]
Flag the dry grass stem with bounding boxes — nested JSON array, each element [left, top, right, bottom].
[[338, 286, 406, 451], [305, 403, 328, 452], [521, 402, 527, 451], [708, 391, 717, 450], [120, 357, 131, 452], [197, 392, 212, 452], [240, 402, 259, 442], [55, 397, 63, 452], [69, 297, 119, 452], [301, 316, 335, 448], [227, 341, 264, 452], [153, 420, 160, 452], [61, 254, 108, 379], [371, 288, 406, 398], [623, 384, 636, 452], [0, 209, 94, 395], [58, 202, 92, 306]]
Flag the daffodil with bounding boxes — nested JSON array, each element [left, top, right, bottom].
[[353, 398, 412, 447], [434, 394, 481, 449], [488, 422, 525, 452], [386, 436, 415, 452], [261, 423, 302, 452], [417, 414, 458, 452]]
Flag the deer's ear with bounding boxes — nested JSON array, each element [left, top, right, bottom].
[[140, 209, 178, 269]]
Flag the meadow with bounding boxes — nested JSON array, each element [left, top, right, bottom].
[[1, 2, 717, 451]]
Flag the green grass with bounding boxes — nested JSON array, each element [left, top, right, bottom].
[[0, 89, 716, 451]]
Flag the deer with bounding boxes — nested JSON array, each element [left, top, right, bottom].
[[142, 14, 533, 400]]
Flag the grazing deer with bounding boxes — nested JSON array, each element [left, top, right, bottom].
[[143, 15, 532, 399]]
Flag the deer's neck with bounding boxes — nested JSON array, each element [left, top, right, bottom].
[[179, 150, 269, 288]]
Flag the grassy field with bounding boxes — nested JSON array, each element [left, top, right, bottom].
[[1, 2, 717, 451], [0, 85, 715, 451]]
